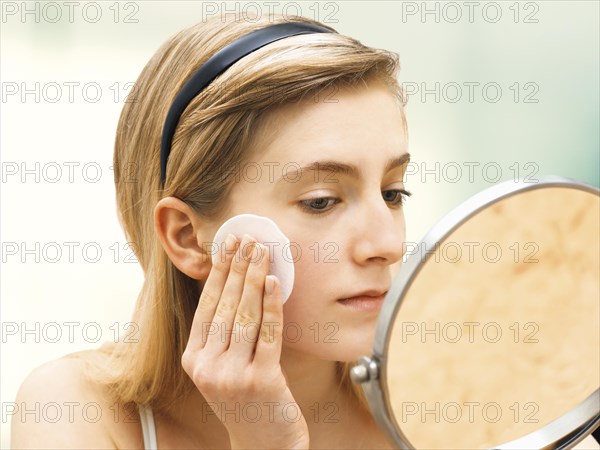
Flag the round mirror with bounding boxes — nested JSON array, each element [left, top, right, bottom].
[[351, 175, 600, 449]]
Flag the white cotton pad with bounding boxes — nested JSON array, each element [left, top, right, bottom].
[[211, 214, 295, 304]]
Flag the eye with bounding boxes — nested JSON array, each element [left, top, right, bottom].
[[298, 189, 412, 215], [298, 197, 340, 215], [384, 189, 412, 206]]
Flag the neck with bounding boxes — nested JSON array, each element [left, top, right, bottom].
[[164, 347, 353, 443], [279, 345, 344, 413]]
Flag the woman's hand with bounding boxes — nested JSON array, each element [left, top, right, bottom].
[[182, 233, 309, 450]]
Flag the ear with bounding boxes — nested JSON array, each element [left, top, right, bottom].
[[154, 196, 217, 280]]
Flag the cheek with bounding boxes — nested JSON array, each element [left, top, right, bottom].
[[279, 236, 343, 352], [279, 251, 379, 361], [282, 257, 329, 325], [283, 235, 338, 317], [391, 260, 403, 279]]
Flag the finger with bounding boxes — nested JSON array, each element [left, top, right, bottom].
[[228, 242, 268, 362], [187, 233, 239, 351], [253, 275, 283, 367], [205, 234, 256, 355]]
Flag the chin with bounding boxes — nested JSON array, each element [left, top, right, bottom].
[[283, 338, 373, 363], [339, 346, 373, 362], [332, 333, 376, 362]]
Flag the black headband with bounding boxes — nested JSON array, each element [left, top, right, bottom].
[[159, 21, 335, 187]]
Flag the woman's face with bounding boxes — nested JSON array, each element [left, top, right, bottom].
[[221, 79, 409, 362]]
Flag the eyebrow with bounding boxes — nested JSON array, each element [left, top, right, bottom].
[[276, 152, 411, 185]]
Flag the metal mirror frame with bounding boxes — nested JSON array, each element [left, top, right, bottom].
[[350, 175, 600, 450]]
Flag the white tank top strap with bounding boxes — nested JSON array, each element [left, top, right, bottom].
[[138, 403, 158, 450]]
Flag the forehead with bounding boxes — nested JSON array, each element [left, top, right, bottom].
[[250, 80, 407, 165]]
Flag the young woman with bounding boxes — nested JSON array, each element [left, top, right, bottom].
[[11, 12, 408, 449], [10, 10, 600, 450]]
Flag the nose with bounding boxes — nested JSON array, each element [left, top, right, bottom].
[[351, 190, 407, 267]]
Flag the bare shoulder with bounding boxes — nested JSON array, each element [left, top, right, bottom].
[[11, 349, 143, 450]]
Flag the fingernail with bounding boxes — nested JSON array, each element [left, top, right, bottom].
[[265, 275, 274, 295], [225, 233, 237, 251], [251, 242, 260, 262], [243, 235, 256, 257]]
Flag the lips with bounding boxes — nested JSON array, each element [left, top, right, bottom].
[[336, 292, 387, 312], [338, 289, 389, 301], [338, 293, 387, 302]]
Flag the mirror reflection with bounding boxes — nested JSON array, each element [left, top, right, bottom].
[[386, 186, 599, 449]]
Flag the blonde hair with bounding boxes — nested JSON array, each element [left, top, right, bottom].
[[87, 13, 407, 416]]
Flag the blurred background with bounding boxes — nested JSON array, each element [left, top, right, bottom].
[[1, 1, 598, 446]]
